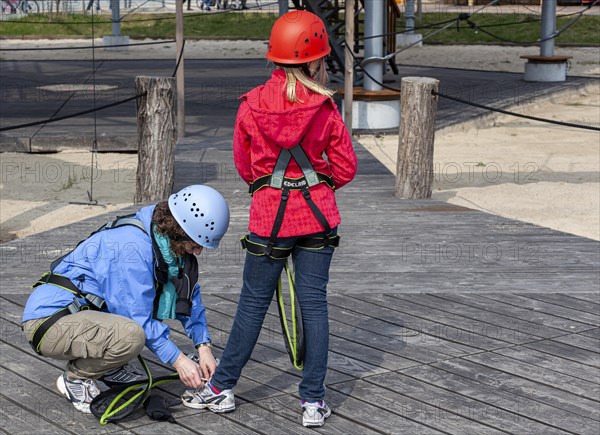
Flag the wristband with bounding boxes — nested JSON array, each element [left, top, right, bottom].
[[195, 342, 212, 349]]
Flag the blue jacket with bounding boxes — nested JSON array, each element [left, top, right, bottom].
[[22, 205, 210, 365]]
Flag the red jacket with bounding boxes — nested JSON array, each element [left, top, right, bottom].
[[233, 70, 357, 237]]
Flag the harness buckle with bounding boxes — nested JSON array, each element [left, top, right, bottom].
[[264, 242, 274, 257], [84, 293, 107, 310], [281, 189, 290, 201], [301, 188, 311, 200], [67, 298, 85, 315]]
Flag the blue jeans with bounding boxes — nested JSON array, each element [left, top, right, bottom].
[[211, 230, 336, 401]]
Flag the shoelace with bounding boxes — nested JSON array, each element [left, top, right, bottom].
[[81, 379, 101, 399]]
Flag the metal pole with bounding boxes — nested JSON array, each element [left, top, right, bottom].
[[417, 0, 422, 23], [540, 0, 556, 57], [344, 0, 355, 133], [111, 0, 120, 36], [176, 0, 185, 138], [278, 0, 288, 15], [405, 0, 415, 33], [364, 0, 384, 91]]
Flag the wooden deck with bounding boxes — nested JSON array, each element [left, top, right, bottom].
[[1, 137, 599, 434]]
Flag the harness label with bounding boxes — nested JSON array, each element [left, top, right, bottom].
[[283, 179, 307, 189]]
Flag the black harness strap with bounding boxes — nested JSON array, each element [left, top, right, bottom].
[[30, 308, 70, 355], [249, 172, 334, 196]]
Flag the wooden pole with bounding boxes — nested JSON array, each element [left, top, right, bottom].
[[395, 76, 439, 199], [344, 0, 355, 133], [134, 76, 177, 204], [175, 0, 185, 138]]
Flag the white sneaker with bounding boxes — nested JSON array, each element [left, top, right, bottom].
[[302, 400, 331, 427], [99, 364, 146, 386], [56, 372, 101, 414], [181, 383, 235, 413]]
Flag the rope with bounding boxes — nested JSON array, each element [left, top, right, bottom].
[[345, 45, 600, 133], [433, 91, 600, 132], [0, 40, 177, 52], [172, 38, 185, 78], [30, 60, 106, 139], [464, 0, 598, 45], [0, 94, 144, 132]]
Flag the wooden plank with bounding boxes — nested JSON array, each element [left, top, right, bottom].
[[324, 388, 445, 434], [524, 339, 600, 368], [0, 391, 72, 435], [550, 333, 600, 352], [207, 294, 388, 378], [252, 395, 382, 435], [331, 379, 504, 434], [0, 342, 124, 433], [567, 293, 600, 304], [479, 294, 600, 327], [428, 359, 600, 423], [580, 328, 600, 340], [391, 293, 567, 339], [464, 352, 600, 401], [330, 294, 495, 354], [516, 293, 600, 315], [428, 293, 593, 334], [214, 292, 421, 372], [405, 363, 599, 434], [326, 294, 479, 360], [494, 346, 600, 385], [365, 371, 568, 434], [350, 293, 513, 349], [178, 402, 315, 435]]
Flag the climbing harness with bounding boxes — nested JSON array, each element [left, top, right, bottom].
[[26, 213, 199, 424], [241, 142, 340, 370], [27, 215, 147, 355]]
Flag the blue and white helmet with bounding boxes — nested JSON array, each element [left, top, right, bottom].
[[168, 185, 230, 249]]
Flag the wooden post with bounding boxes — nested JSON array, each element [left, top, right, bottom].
[[134, 76, 177, 204], [175, 0, 185, 138], [395, 77, 439, 199], [344, 0, 355, 133]]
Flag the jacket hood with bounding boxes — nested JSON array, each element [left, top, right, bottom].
[[241, 70, 333, 149], [135, 204, 156, 235]]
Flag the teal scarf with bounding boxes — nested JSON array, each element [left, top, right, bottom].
[[153, 227, 185, 320]]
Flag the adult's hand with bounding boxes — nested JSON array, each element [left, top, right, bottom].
[[198, 346, 217, 381], [172, 352, 204, 389]]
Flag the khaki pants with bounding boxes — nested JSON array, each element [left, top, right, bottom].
[[23, 311, 145, 380]]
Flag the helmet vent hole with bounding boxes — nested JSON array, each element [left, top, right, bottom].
[[183, 219, 186, 223], [205, 224, 209, 227], [193, 203, 196, 206], [201, 213, 204, 217], [195, 214, 198, 217], [211, 222, 214, 225], [210, 227, 214, 231], [184, 198, 188, 201], [305, 38, 309, 43], [190, 208, 194, 211], [314, 32, 318, 37]]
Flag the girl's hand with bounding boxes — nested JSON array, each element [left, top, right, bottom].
[[173, 352, 204, 389]]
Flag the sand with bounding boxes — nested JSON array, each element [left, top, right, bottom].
[[0, 150, 137, 242], [360, 81, 600, 240], [1, 42, 599, 242]]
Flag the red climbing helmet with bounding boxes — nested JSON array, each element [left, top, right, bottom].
[[266, 10, 331, 65]]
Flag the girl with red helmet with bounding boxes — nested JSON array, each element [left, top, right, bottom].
[[182, 10, 357, 428]]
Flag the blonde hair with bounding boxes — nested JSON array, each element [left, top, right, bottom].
[[280, 58, 334, 103]]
